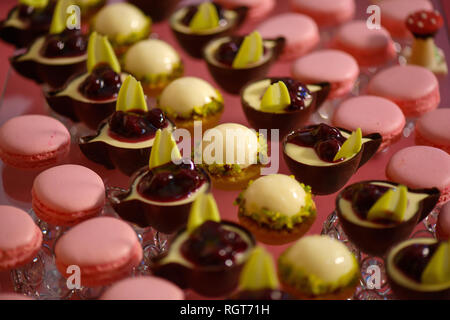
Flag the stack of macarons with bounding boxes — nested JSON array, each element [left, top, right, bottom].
[[290, 0, 355, 28], [415, 109, 450, 154]]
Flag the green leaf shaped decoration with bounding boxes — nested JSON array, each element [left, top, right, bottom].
[[49, 0, 76, 34], [333, 128, 362, 161], [367, 185, 407, 222], [87, 32, 121, 74], [232, 31, 263, 69], [149, 128, 182, 169], [19, 0, 48, 9], [187, 192, 221, 233], [189, 1, 219, 32], [116, 75, 147, 112], [239, 246, 279, 291], [421, 241, 450, 285], [260, 81, 291, 112]]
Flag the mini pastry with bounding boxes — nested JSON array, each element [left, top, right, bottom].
[[290, 0, 355, 28], [79, 75, 173, 176], [256, 13, 319, 61], [0, 114, 70, 169], [0, 205, 43, 271], [128, 0, 181, 22], [54, 216, 143, 287], [152, 192, 255, 297], [203, 31, 285, 94], [386, 238, 449, 299], [291, 49, 359, 100], [367, 65, 440, 118], [278, 235, 359, 299], [45, 32, 125, 129], [111, 128, 210, 234], [200, 122, 267, 190], [0, 0, 55, 48], [100, 276, 184, 300], [241, 77, 329, 138], [170, 1, 247, 58], [230, 246, 292, 300], [336, 180, 440, 255], [415, 109, 450, 154], [32, 164, 105, 227], [333, 95, 406, 151], [283, 123, 381, 195], [215, 0, 274, 23], [123, 39, 183, 96], [331, 20, 396, 68], [405, 10, 447, 75], [158, 77, 224, 134], [91, 2, 151, 56], [437, 202, 450, 240], [235, 174, 316, 245], [386, 146, 450, 204]]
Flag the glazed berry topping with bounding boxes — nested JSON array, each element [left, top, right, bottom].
[[270, 78, 312, 111], [287, 124, 347, 163], [406, 10, 443, 38], [393, 242, 440, 283], [108, 108, 168, 141], [214, 37, 243, 66], [231, 289, 292, 300], [41, 29, 87, 58], [79, 63, 122, 100], [137, 160, 207, 202], [17, 4, 35, 18], [180, 3, 225, 26], [15, 2, 54, 32], [342, 183, 390, 220], [181, 221, 249, 267]]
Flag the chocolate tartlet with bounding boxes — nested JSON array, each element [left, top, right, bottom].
[[128, 0, 181, 22]]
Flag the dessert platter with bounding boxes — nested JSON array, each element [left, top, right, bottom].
[[0, 0, 449, 301]]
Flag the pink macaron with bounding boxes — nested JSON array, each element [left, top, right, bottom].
[[0, 115, 70, 169], [0, 205, 42, 271], [379, 0, 434, 39], [54, 216, 142, 287], [100, 276, 185, 300], [437, 201, 450, 240], [386, 146, 450, 204], [331, 20, 396, 68], [415, 108, 450, 154], [215, 0, 275, 22], [32, 164, 106, 227], [367, 65, 440, 118], [291, 49, 359, 99], [290, 0, 355, 28], [333, 95, 406, 151], [257, 13, 319, 61]]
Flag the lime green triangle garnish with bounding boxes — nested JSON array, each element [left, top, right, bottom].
[[19, 0, 48, 9], [189, 1, 220, 32], [87, 32, 121, 74], [260, 81, 291, 112], [239, 246, 279, 291], [421, 241, 450, 285], [49, 0, 75, 34], [149, 128, 182, 169], [116, 75, 147, 112], [232, 31, 263, 69], [187, 193, 221, 233], [367, 185, 407, 222], [333, 128, 362, 161]]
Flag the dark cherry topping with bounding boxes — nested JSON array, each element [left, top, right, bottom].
[[137, 160, 207, 202], [393, 242, 440, 283], [79, 63, 121, 101], [181, 221, 249, 267], [17, 2, 54, 27], [108, 108, 168, 141], [230, 289, 292, 300], [269, 77, 312, 111], [287, 124, 347, 163], [41, 29, 87, 58], [180, 2, 225, 26], [214, 37, 268, 67]]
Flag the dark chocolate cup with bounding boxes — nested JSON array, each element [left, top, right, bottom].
[[170, 7, 248, 58], [110, 167, 211, 234], [336, 181, 440, 256], [9, 52, 42, 83], [151, 221, 255, 297], [128, 0, 181, 22], [282, 128, 382, 195], [204, 36, 285, 94]]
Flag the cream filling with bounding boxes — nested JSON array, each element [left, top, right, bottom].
[[387, 238, 450, 292], [16, 36, 87, 65], [338, 181, 429, 229], [170, 8, 237, 35], [3, 8, 26, 29]]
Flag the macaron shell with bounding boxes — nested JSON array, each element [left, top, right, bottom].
[[290, 0, 355, 27], [415, 109, 450, 153], [215, 0, 275, 21], [100, 276, 185, 300], [437, 202, 450, 240]]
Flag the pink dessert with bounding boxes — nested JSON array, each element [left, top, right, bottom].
[[0, 115, 70, 169], [386, 146, 450, 204], [333, 95, 406, 150], [100, 276, 185, 300], [32, 164, 106, 227], [0, 205, 42, 271], [54, 216, 142, 287], [379, 0, 434, 39], [291, 49, 359, 99], [215, 0, 275, 22], [290, 0, 355, 28], [331, 20, 396, 68], [367, 65, 440, 118], [415, 109, 450, 154], [437, 202, 450, 240], [257, 13, 319, 61]]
